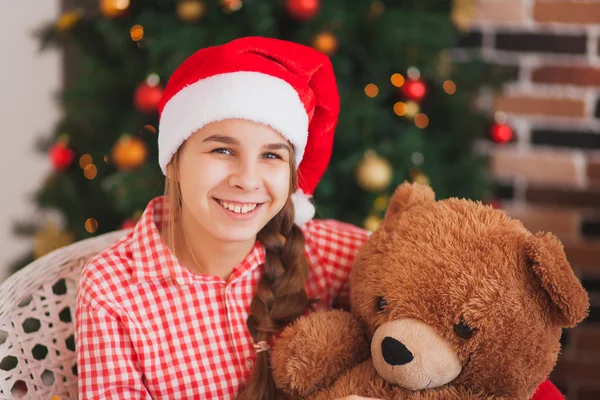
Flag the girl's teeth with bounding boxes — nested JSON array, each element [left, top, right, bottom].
[[219, 200, 257, 214]]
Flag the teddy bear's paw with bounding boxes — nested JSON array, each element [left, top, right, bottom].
[[271, 309, 370, 398]]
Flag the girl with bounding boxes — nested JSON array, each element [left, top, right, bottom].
[[75, 37, 563, 400]]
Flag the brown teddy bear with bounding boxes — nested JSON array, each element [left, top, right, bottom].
[[271, 182, 589, 400]]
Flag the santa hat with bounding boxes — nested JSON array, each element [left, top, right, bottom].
[[157, 36, 340, 226]]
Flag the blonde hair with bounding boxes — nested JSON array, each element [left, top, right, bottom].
[[162, 144, 314, 399]]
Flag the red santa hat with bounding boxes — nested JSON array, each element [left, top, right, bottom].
[[157, 36, 340, 226]]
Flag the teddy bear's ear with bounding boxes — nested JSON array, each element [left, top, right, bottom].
[[525, 232, 589, 328], [383, 181, 436, 221]]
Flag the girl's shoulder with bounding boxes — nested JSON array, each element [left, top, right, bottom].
[[301, 218, 371, 248], [78, 230, 135, 307]]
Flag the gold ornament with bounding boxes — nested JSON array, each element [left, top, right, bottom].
[[56, 9, 84, 32], [177, 0, 206, 22], [373, 195, 389, 212], [100, 0, 130, 18], [363, 215, 382, 232], [34, 223, 74, 259], [451, 0, 476, 32], [111, 135, 148, 171], [355, 150, 393, 193], [312, 31, 338, 55]]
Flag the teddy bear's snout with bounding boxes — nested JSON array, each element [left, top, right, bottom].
[[371, 318, 462, 391]]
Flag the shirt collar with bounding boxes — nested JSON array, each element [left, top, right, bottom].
[[130, 196, 265, 286]]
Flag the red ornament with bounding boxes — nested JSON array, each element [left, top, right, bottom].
[[485, 199, 502, 210], [401, 79, 427, 102], [491, 123, 513, 143], [286, 0, 320, 21], [120, 219, 137, 229], [49, 143, 75, 171], [134, 81, 164, 114]]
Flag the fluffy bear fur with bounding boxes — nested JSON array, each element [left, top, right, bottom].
[[271, 182, 589, 400]]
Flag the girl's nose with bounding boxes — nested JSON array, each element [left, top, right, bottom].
[[228, 159, 261, 191]]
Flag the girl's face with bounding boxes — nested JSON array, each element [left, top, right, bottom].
[[175, 118, 293, 243]]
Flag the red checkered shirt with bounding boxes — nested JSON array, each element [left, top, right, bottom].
[[75, 196, 370, 399]]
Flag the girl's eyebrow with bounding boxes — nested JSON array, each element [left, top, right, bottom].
[[263, 142, 292, 153], [202, 134, 238, 145], [203, 134, 291, 153]]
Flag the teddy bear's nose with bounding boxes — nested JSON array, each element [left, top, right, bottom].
[[381, 336, 414, 366]]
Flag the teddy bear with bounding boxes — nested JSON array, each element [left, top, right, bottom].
[[271, 182, 589, 400]]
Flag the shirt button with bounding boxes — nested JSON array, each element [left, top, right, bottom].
[[245, 358, 254, 370]]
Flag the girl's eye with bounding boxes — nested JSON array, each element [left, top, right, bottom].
[[212, 148, 232, 155], [263, 152, 282, 160]]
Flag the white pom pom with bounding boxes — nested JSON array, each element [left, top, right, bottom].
[[291, 189, 315, 226]]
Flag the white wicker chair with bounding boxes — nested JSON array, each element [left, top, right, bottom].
[[0, 230, 129, 400]]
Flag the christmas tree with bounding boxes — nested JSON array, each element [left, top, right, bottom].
[[10, 0, 509, 273]]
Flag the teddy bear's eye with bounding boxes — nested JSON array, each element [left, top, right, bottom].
[[376, 296, 387, 311], [453, 318, 476, 339]]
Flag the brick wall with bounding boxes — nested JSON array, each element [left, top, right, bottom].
[[464, 1, 600, 398]]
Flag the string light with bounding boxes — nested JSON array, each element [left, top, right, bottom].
[[79, 154, 92, 169], [85, 218, 98, 233], [84, 164, 97, 180], [391, 73, 405, 88], [407, 67, 420, 80], [443, 80, 456, 95], [130, 24, 144, 42], [393, 102, 407, 116], [414, 113, 429, 129], [364, 83, 379, 98]]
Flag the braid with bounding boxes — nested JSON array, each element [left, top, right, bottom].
[[237, 197, 313, 400]]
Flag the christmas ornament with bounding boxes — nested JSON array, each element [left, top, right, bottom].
[[451, 0, 476, 32], [312, 31, 337, 55], [134, 74, 164, 114], [56, 9, 84, 32], [490, 123, 513, 143], [355, 150, 393, 193], [177, 0, 206, 22], [401, 78, 427, 102], [286, 0, 320, 21], [120, 219, 137, 229], [49, 142, 75, 171], [34, 222, 74, 259], [100, 0, 130, 18], [112, 135, 149, 171], [363, 215, 382, 232], [485, 199, 502, 209], [221, 0, 242, 13]]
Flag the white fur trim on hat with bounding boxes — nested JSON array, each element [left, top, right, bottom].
[[291, 189, 315, 226], [158, 71, 309, 175]]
